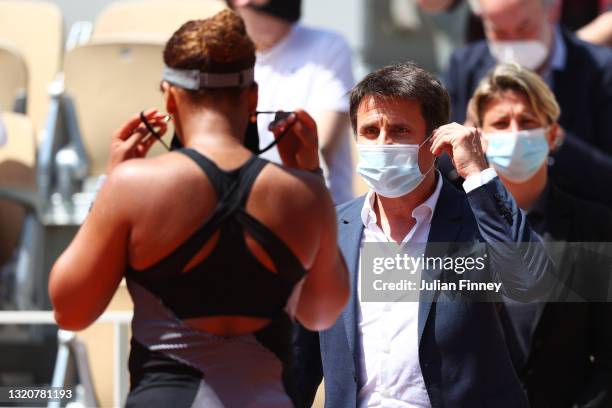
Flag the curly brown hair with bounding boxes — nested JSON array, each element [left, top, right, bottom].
[[164, 9, 256, 75]]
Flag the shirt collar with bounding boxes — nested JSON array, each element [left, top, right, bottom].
[[360, 170, 444, 230]]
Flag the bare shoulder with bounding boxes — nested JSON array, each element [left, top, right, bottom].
[[255, 162, 334, 215], [99, 153, 201, 214], [107, 154, 177, 188], [264, 162, 330, 197]]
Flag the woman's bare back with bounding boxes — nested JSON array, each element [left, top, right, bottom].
[[121, 146, 326, 335]]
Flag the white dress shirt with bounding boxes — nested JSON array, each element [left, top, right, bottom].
[[356, 169, 497, 407]]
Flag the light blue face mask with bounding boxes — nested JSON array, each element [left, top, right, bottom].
[[356, 139, 434, 198], [485, 127, 550, 183]]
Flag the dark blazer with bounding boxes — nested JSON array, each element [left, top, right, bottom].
[[442, 28, 612, 207], [293, 176, 554, 408], [500, 184, 612, 408]]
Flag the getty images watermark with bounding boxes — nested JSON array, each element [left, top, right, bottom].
[[370, 252, 499, 293], [360, 242, 612, 302]]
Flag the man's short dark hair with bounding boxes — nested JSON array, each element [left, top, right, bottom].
[[349, 62, 450, 136]]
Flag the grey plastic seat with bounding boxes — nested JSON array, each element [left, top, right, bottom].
[[0, 1, 63, 132]]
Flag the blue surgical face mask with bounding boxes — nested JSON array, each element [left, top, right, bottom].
[[484, 127, 550, 183], [356, 139, 434, 198]]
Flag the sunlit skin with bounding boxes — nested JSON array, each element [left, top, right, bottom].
[[481, 89, 559, 210], [49, 81, 350, 336], [355, 95, 488, 243], [480, 0, 555, 72]]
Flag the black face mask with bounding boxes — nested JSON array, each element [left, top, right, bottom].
[[141, 111, 295, 155], [249, 0, 301, 23]]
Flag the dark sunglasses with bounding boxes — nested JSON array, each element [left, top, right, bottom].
[[250, 110, 296, 155]]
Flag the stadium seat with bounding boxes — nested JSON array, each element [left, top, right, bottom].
[[0, 112, 36, 266], [0, 112, 45, 310], [0, 0, 63, 132], [92, 0, 226, 41], [0, 39, 27, 113], [61, 37, 171, 178]]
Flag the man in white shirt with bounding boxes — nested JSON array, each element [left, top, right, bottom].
[[293, 62, 555, 408], [228, 0, 355, 204]]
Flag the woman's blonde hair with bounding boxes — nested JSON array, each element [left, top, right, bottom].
[[467, 63, 560, 127]]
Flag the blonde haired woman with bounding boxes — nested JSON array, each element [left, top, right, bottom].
[[469, 63, 612, 408]]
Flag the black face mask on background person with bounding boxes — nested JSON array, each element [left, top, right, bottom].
[[248, 0, 301, 23]]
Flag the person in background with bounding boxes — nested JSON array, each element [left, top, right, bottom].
[[442, 0, 612, 208], [49, 10, 349, 407], [293, 61, 555, 408], [227, 0, 355, 204], [469, 63, 612, 408], [418, 0, 612, 46]]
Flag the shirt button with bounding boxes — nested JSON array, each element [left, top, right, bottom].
[[382, 303, 391, 312], [382, 346, 390, 354], [382, 389, 391, 398]]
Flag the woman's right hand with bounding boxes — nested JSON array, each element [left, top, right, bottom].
[[107, 109, 168, 173]]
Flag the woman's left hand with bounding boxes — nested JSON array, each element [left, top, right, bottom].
[[270, 109, 320, 172]]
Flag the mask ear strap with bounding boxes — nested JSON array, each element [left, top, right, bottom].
[[419, 133, 434, 148], [421, 159, 437, 177], [419, 132, 437, 176]]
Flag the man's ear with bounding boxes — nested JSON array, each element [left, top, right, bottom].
[[247, 82, 258, 113]]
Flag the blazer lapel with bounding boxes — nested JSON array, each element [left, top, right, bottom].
[[418, 179, 465, 345], [338, 197, 366, 364]]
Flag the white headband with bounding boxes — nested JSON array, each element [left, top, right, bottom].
[[162, 66, 255, 90]]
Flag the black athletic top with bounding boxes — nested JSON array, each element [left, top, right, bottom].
[[125, 148, 307, 320]]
